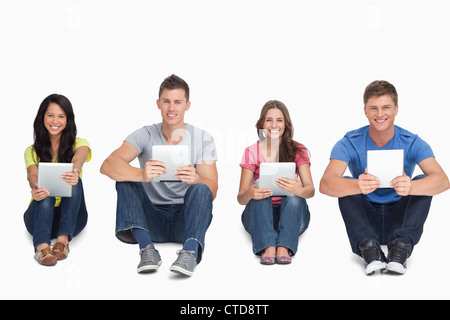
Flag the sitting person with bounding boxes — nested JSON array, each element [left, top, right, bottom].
[[237, 100, 314, 265], [319, 80, 450, 275], [100, 74, 218, 276], [24, 94, 91, 266]]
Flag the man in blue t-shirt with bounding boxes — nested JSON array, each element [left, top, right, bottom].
[[320, 80, 449, 275]]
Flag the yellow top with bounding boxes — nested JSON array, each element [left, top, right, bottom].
[[24, 137, 91, 207]]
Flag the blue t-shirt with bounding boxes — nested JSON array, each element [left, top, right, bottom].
[[330, 125, 434, 204]]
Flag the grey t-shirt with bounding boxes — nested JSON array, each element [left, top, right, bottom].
[[125, 123, 218, 205]]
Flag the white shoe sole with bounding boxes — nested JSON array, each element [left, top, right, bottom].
[[386, 262, 407, 274], [137, 261, 162, 273], [365, 261, 386, 275], [170, 265, 194, 276]]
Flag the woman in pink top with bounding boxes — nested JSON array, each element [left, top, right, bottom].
[[238, 100, 315, 265]]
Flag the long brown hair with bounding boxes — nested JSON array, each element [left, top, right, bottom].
[[255, 100, 308, 162], [33, 94, 77, 164]]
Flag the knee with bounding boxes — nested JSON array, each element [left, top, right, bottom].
[[116, 181, 142, 194], [191, 183, 210, 193], [115, 181, 130, 192], [36, 197, 56, 211], [338, 193, 362, 203], [248, 197, 272, 208], [284, 195, 306, 208], [186, 183, 213, 200], [71, 178, 84, 194]]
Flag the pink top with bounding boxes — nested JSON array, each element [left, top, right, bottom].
[[240, 142, 311, 205]]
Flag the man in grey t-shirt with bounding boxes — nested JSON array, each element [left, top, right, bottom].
[[101, 75, 218, 276]]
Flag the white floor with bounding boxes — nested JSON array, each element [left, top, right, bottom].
[[4, 180, 449, 300]]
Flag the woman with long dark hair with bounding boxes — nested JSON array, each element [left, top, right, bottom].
[[237, 100, 314, 265], [24, 94, 91, 266]]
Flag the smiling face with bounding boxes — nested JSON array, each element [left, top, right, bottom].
[[263, 108, 286, 140], [364, 94, 398, 134], [44, 102, 67, 138], [157, 88, 190, 127]]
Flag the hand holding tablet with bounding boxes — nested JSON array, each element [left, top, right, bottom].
[[151, 145, 191, 182], [143, 159, 168, 182], [259, 162, 297, 196], [367, 149, 404, 189], [38, 163, 74, 197]]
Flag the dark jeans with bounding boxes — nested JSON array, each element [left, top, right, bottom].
[[338, 175, 432, 256], [24, 179, 88, 249], [115, 181, 213, 263]]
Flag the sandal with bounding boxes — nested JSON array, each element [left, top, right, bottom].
[[52, 242, 70, 261], [35, 247, 57, 266]]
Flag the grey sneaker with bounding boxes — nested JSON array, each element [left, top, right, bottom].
[[137, 245, 162, 273], [170, 250, 197, 276]]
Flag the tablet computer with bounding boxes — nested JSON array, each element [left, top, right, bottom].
[[151, 145, 190, 182], [38, 162, 74, 197], [259, 162, 296, 196], [367, 149, 404, 188]]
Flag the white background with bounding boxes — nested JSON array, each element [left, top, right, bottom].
[[1, 0, 449, 300]]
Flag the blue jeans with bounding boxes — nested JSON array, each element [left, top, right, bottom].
[[338, 175, 432, 256], [24, 179, 88, 249], [242, 196, 310, 256], [115, 182, 213, 263]]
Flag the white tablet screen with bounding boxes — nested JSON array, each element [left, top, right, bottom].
[[367, 149, 404, 188]]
